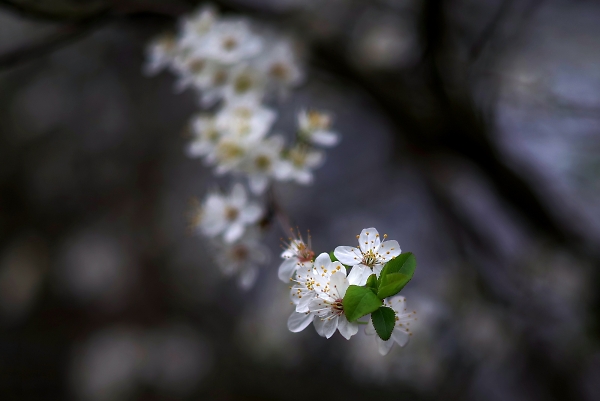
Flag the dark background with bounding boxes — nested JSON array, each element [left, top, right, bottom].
[[1, 0, 599, 400]]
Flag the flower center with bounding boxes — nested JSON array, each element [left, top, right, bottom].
[[361, 250, 378, 268], [255, 155, 271, 170], [234, 74, 253, 93], [296, 243, 314, 263], [222, 36, 238, 51], [231, 245, 249, 261], [307, 111, 330, 130], [332, 298, 344, 316], [225, 206, 239, 221], [189, 59, 205, 73], [269, 62, 289, 80], [217, 142, 244, 161], [213, 70, 228, 85]]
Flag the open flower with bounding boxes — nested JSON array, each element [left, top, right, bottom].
[[213, 231, 270, 289], [278, 231, 315, 282], [281, 144, 324, 185], [241, 135, 291, 194], [195, 184, 262, 243], [186, 114, 221, 159], [334, 227, 400, 285], [196, 19, 263, 65], [365, 296, 416, 355], [287, 253, 360, 340], [298, 110, 339, 147]]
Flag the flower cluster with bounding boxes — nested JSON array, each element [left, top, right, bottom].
[[147, 5, 339, 289], [147, 5, 339, 195], [145, 6, 418, 357], [284, 227, 417, 355]]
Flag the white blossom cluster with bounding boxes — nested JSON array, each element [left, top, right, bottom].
[[284, 228, 417, 355], [146, 5, 339, 289], [146, 5, 339, 194]]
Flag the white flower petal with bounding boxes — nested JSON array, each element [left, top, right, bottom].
[[347, 265, 366, 285], [359, 228, 380, 253], [240, 203, 262, 223], [377, 338, 394, 355], [337, 316, 358, 340], [329, 271, 349, 299], [238, 266, 258, 290], [296, 294, 313, 313], [224, 223, 244, 243], [229, 183, 247, 207], [365, 321, 376, 335], [278, 258, 298, 282], [334, 246, 362, 266], [311, 130, 339, 147], [378, 240, 401, 261], [391, 328, 410, 347], [287, 312, 314, 333], [248, 174, 269, 195], [314, 316, 338, 339]]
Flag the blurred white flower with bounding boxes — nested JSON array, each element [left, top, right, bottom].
[[242, 135, 291, 194], [298, 110, 339, 147], [215, 101, 276, 141], [278, 231, 315, 282], [213, 231, 270, 289], [194, 184, 262, 243], [145, 34, 178, 75], [281, 144, 324, 185], [334, 227, 401, 285], [186, 114, 221, 159], [196, 19, 263, 65], [222, 64, 267, 104], [258, 40, 304, 95], [178, 6, 218, 49], [365, 296, 416, 355]]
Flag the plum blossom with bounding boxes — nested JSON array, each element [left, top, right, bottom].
[[213, 231, 270, 289], [334, 227, 401, 285], [242, 135, 291, 194], [365, 296, 417, 355], [194, 184, 262, 243], [281, 144, 324, 185], [278, 231, 315, 282], [298, 110, 339, 147], [287, 253, 360, 340]]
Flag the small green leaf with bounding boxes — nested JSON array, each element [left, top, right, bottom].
[[329, 252, 339, 262], [377, 273, 412, 299], [371, 306, 396, 341], [366, 274, 378, 293], [342, 285, 383, 322], [378, 252, 416, 290]]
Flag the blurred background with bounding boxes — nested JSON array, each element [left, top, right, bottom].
[[1, 0, 600, 400]]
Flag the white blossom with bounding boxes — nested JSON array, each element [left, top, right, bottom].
[[281, 145, 324, 185], [213, 231, 270, 289], [287, 253, 360, 340], [241, 135, 291, 194], [194, 184, 262, 243], [195, 19, 263, 65], [145, 34, 178, 75], [258, 40, 304, 95], [186, 114, 221, 159], [298, 110, 339, 147], [278, 231, 315, 282], [215, 101, 276, 141], [334, 227, 401, 285], [365, 296, 416, 355]]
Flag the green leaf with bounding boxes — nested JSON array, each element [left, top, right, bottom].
[[365, 274, 378, 293], [377, 273, 412, 299], [329, 251, 339, 262], [377, 252, 416, 295], [342, 285, 383, 322], [371, 306, 396, 341]]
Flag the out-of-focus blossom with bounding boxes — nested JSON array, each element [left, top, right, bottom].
[[193, 184, 262, 243], [298, 110, 339, 147], [213, 230, 270, 289]]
